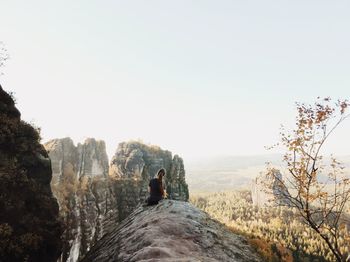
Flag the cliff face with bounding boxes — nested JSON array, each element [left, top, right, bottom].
[[81, 200, 262, 262], [251, 169, 290, 207], [45, 139, 189, 262], [45, 137, 109, 182], [109, 141, 189, 221], [0, 86, 62, 262], [110, 141, 189, 202], [168, 154, 188, 200], [76, 138, 109, 178], [45, 138, 113, 262]]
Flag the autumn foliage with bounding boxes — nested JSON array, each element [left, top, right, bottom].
[[268, 98, 350, 261]]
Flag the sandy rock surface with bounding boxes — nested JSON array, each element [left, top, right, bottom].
[[81, 200, 262, 262]]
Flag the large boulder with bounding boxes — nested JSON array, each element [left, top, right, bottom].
[[0, 85, 62, 262]]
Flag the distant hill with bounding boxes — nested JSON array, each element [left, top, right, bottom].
[[186, 154, 350, 193], [186, 154, 282, 192]]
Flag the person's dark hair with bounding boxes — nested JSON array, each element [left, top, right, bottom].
[[157, 168, 166, 196], [157, 168, 165, 177]]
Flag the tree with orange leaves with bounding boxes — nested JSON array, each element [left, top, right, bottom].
[[267, 98, 350, 262]]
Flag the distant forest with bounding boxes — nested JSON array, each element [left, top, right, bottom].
[[191, 190, 350, 262]]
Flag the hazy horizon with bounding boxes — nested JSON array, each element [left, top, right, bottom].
[[1, 1, 350, 159]]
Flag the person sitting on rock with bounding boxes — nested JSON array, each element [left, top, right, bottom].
[[147, 168, 167, 205]]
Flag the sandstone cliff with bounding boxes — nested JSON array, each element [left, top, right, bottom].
[[44, 138, 113, 262], [45, 139, 189, 262], [109, 141, 189, 222], [0, 86, 62, 262], [251, 169, 290, 207], [45, 137, 109, 182], [81, 200, 262, 262]]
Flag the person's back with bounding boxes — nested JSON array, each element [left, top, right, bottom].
[[147, 168, 166, 206], [149, 178, 162, 202]]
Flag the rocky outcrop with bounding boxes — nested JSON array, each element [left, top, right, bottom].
[[168, 154, 188, 200], [0, 86, 62, 262], [45, 137, 109, 182], [251, 169, 290, 207], [110, 141, 189, 202], [44, 138, 113, 262], [81, 200, 262, 262], [108, 141, 189, 222], [45, 139, 189, 262], [76, 138, 109, 178]]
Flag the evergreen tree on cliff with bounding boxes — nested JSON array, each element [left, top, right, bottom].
[[0, 85, 62, 262]]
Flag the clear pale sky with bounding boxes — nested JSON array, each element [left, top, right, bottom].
[[1, 1, 350, 160]]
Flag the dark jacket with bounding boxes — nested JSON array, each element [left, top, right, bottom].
[[148, 178, 163, 203]]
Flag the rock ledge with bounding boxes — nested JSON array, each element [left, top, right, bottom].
[[81, 200, 262, 262]]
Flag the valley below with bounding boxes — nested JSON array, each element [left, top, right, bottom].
[[191, 190, 350, 262]]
